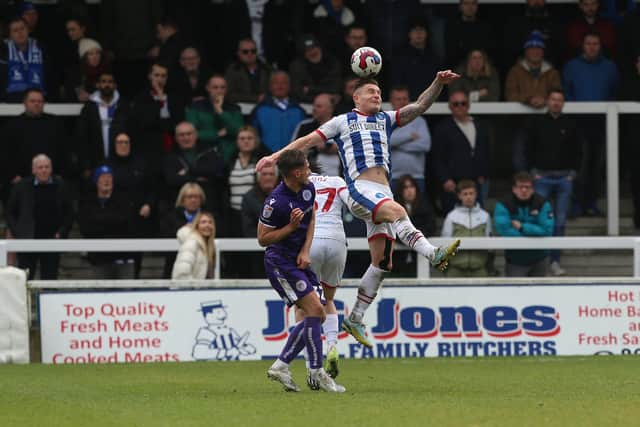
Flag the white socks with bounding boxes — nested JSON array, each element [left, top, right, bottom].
[[350, 264, 385, 323], [323, 314, 339, 348], [392, 216, 436, 259]]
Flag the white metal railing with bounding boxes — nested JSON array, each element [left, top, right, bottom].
[[2, 101, 636, 235], [2, 237, 640, 279]]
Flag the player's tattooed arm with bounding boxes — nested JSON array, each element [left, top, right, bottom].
[[398, 81, 444, 124], [398, 70, 460, 125]]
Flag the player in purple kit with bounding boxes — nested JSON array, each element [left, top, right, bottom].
[[258, 149, 345, 393]]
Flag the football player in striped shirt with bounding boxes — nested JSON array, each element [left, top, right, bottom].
[[257, 71, 461, 348]]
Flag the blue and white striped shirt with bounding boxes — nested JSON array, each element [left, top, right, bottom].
[[316, 110, 401, 185]]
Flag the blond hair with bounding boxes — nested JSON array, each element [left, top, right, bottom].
[[175, 182, 206, 208], [191, 211, 217, 268], [465, 49, 494, 79]]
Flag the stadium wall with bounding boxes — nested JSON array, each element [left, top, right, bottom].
[[0, 267, 30, 363], [37, 279, 640, 364]]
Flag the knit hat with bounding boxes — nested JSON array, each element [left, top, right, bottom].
[[93, 165, 113, 184], [78, 38, 102, 58], [523, 31, 545, 50]]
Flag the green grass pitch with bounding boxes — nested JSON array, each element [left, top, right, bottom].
[[2, 356, 638, 427]]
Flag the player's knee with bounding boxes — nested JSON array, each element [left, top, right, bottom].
[[388, 201, 407, 221]]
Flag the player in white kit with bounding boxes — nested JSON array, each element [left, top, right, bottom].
[[257, 71, 461, 349], [308, 173, 349, 379]]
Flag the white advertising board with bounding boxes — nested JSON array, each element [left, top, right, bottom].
[[39, 283, 640, 364]]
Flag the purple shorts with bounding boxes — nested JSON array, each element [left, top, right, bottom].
[[264, 251, 321, 307]]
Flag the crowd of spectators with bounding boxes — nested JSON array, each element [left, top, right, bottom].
[[1, 0, 639, 279]]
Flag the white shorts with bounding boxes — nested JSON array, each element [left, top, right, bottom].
[[346, 180, 396, 241], [309, 238, 347, 287]]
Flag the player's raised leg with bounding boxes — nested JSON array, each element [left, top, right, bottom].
[[375, 199, 460, 271]]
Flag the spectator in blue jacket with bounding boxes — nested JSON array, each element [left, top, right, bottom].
[[494, 172, 554, 277], [563, 31, 619, 101], [251, 71, 307, 153], [563, 31, 619, 217]]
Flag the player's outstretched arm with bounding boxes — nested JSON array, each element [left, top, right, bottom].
[[398, 70, 460, 125], [256, 132, 324, 172]]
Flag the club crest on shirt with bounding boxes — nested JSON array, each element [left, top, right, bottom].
[[375, 192, 386, 199], [303, 189, 312, 201], [296, 280, 307, 291], [262, 204, 273, 218]]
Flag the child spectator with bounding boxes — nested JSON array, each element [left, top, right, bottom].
[[441, 180, 492, 277]]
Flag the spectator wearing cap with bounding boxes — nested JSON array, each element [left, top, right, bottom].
[[0, 16, 52, 102], [250, 71, 307, 153], [64, 38, 112, 102], [75, 71, 129, 179], [502, 0, 564, 70], [505, 31, 561, 108], [78, 165, 136, 279], [392, 20, 441, 100], [225, 38, 272, 104], [6, 154, 74, 280], [288, 34, 342, 103], [20, 2, 40, 37]]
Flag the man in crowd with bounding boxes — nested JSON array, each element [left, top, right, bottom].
[[6, 154, 73, 280], [76, 72, 129, 180], [251, 71, 306, 153], [494, 172, 554, 277], [225, 38, 272, 104], [432, 89, 490, 214]]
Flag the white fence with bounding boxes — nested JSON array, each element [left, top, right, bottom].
[[2, 236, 640, 279], [2, 101, 636, 235]]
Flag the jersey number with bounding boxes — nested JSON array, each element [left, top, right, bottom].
[[315, 188, 337, 212]]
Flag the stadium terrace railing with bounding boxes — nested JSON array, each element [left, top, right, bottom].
[[2, 236, 640, 279], [1, 101, 636, 235]]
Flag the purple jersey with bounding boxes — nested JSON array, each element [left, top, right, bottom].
[[259, 181, 316, 259]]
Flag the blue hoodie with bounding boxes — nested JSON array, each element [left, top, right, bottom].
[[563, 55, 619, 101]]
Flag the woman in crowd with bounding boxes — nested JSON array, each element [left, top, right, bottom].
[[64, 38, 111, 101], [392, 175, 436, 276], [160, 182, 206, 278], [451, 49, 500, 102], [106, 132, 155, 277], [227, 125, 265, 236], [172, 211, 217, 279]]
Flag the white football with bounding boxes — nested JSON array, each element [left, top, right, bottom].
[[350, 46, 382, 77]]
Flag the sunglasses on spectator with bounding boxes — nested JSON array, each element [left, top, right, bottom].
[[240, 49, 257, 54], [450, 101, 468, 107]]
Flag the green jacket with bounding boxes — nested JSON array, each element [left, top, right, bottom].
[[186, 99, 244, 162]]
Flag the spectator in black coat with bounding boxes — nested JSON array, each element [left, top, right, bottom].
[[0, 89, 70, 188], [168, 47, 212, 104], [150, 16, 189, 72], [162, 122, 228, 227], [6, 155, 74, 280], [432, 89, 490, 215], [159, 182, 206, 278], [224, 38, 272, 104], [392, 20, 441, 100], [288, 34, 342, 102], [75, 71, 128, 180], [78, 165, 135, 279], [445, 0, 494, 68], [128, 63, 185, 170]]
